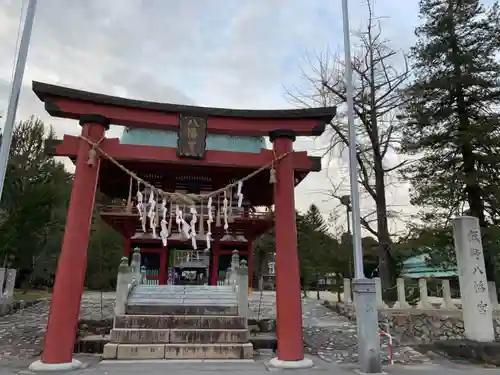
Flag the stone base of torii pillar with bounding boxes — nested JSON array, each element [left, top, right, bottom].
[[268, 357, 314, 369], [29, 359, 83, 372]]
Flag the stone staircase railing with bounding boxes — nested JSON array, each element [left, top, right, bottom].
[[114, 249, 142, 316], [113, 249, 249, 318], [223, 250, 249, 319]]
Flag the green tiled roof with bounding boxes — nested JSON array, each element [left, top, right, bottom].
[[402, 253, 457, 278]]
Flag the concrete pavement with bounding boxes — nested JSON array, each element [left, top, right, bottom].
[[2, 291, 499, 374], [70, 359, 500, 375], [2, 354, 500, 375]]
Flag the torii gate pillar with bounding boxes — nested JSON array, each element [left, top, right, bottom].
[[269, 129, 313, 369], [30, 115, 109, 372]]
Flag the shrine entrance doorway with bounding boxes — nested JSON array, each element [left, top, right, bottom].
[[169, 248, 209, 285], [177, 267, 208, 286]]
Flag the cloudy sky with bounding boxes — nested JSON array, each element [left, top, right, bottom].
[[0, 0, 490, 236]]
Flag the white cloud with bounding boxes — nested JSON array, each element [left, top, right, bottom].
[[3, 0, 485, 237]]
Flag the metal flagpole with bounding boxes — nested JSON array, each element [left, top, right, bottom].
[[0, 0, 38, 202], [341, 0, 381, 372]]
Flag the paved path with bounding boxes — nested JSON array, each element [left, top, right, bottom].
[[301, 298, 429, 364], [0, 291, 427, 367], [0, 293, 116, 361]]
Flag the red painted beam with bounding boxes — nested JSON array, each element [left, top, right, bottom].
[[32, 81, 336, 137], [54, 135, 320, 172]]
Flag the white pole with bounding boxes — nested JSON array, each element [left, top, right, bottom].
[[0, 0, 38, 202], [341, 0, 364, 279], [341, 0, 381, 373]]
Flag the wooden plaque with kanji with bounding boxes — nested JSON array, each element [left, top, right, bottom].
[[177, 115, 207, 159]]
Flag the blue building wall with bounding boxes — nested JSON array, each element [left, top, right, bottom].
[[120, 128, 267, 153]]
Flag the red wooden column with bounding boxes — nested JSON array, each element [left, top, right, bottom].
[[124, 238, 132, 258], [160, 248, 168, 285], [41, 115, 109, 365], [270, 129, 304, 362]]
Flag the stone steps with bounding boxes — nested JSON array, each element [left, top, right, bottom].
[[114, 314, 246, 329], [127, 285, 238, 316], [106, 285, 252, 360], [103, 343, 254, 360], [126, 304, 238, 316], [131, 285, 236, 297], [134, 285, 235, 291], [110, 328, 249, 344]]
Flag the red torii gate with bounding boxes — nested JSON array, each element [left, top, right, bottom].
[[29, 81, 336, 370]]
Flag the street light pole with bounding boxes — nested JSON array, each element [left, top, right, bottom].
[[0, 0, 38, 202], [341, 0, 381, 372]]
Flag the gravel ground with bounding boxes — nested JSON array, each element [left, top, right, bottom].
[[0, 290, 429, 366], [301, 298, 430, 364]]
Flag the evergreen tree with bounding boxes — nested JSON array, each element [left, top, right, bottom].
[[402, 0, 500, 281], [0, 117, 72, 279], [304, 204, 328, 233], [0, 116, 124, 289]]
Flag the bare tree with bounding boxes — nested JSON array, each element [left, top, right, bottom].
[[287, 1, 410, 298]]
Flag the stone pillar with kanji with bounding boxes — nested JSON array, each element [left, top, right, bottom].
[[452, 216, 494, 342]]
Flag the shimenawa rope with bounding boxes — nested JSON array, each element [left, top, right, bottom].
[[79, 135, 291, 205]]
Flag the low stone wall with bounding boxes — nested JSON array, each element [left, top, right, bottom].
[[332, 301, 500, 344]]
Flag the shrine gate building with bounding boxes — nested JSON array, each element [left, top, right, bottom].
[[31, 81, 336, 369]]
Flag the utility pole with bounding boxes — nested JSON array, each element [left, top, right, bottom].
[[0, 0, 38, 202], [341, 0, 381, 373]]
